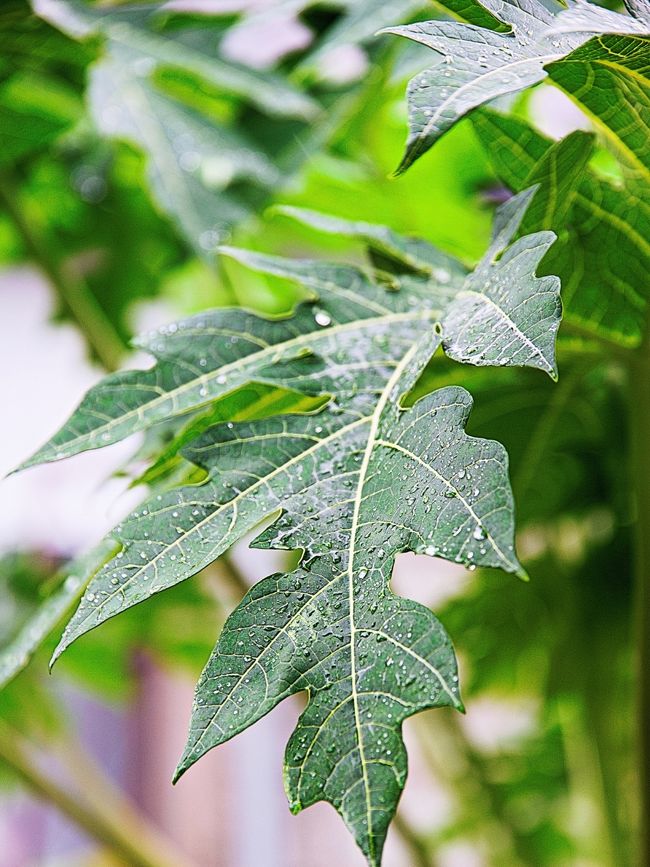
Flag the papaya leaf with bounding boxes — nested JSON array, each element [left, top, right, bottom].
[[87, 47, 279, 258], [273, 204, 468, 282], [16, 195, 557, 866], [277, 191, 562, 376], [441, 187, 561, 377], [384, 0, 649, 173], [174, 374, 523, 867], [33, 0, 317, 119], [18, 191, 559, 473], [472, 110, 650, 346], [545, 33, 650, 185]]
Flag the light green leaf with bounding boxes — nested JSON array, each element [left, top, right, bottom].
[[0, 540, 117, 690], [297, 0, 422, 77], [472, 109, 650, 346], [32, 0, 318, 255], [545, 34, 650, 185], [518, 130, 595, 231], [88, 47, 279, 258], [34, 0, 318, 119]]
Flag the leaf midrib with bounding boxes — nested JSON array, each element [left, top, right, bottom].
[[344, 338, 425, 863]]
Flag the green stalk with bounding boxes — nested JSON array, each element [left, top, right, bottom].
[[392, 811, 434, 867], [0, 172, 126, 372], [0, 721, 194, 867], [631, 336, 650, 866]]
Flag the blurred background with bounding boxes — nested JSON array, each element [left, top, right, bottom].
[[0, 1, 637, 865]]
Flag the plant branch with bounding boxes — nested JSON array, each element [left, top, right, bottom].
[[0, 720, 194, 867], [631, 335, 650, 867], [0, 172, 126, 372], [392, 811, 434, 867]]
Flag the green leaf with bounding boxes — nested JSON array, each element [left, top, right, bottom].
[[441, 187, 561, 378], [17, 269, 439, 471], [33, 0, 317, 255], [382, 0, 581, 173], [273, 204, 468, 281], [545, 33, 650, 185], [175, 375, 525, 867], [17, 197, 557, 865], [626, 0, 650, 26], [87, 47, 279, 258], [19, 193, 558, 471], [431, 0, 512, 31], [34, 0, 318, 119], [0, 540, 117, 690], [385, 0, 649, 172], [517, 130, 595, 232], [276, 193, 562, 377], [472, 110, 650, 346]]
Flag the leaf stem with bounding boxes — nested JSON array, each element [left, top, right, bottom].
[[0, 171, 126, 372], [0, 720, 195, 867], [631, 336, 650, 866]]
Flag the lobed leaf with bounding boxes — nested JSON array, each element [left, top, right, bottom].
[[33, 0, 318, 255], [441, 188, 561, 377], [385, 0, 649, 173], [175, 367, 523, 865], [16, 196, 559, 866], [545, 33, 650, 186]]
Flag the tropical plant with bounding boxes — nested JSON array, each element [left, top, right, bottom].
[[2, 0, 649, 865]]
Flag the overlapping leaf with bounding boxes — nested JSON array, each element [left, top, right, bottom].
[[19, 190, 559, 473], [18, 193, 558, 866], [472, 109, 650, 345], [546, 33, 650, 187], [384, 0, 649, 173]]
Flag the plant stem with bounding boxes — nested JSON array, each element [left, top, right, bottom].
[[631, 337, 650, 866], [0, 172, 126, 372], [392, 811, 434, 867], [0, 720, 195, 867]]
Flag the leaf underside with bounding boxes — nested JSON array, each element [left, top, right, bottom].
[[472, 109, 650, 346]]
